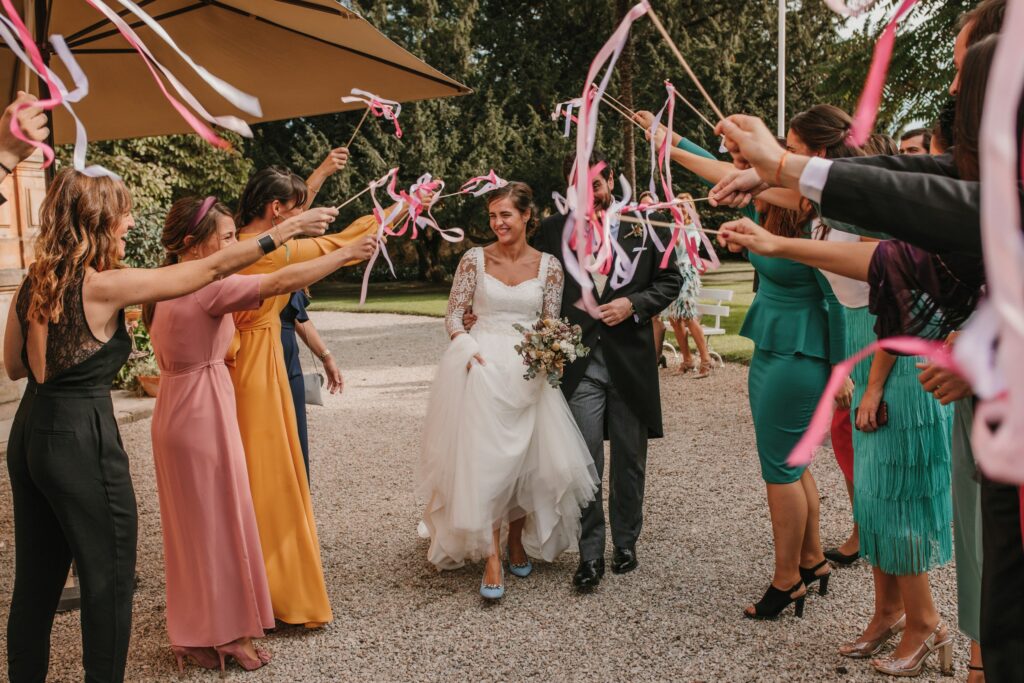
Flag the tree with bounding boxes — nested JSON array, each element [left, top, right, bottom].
[[60, 1, 957, 280]]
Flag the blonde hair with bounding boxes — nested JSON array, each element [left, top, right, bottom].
[[27, 169, 132, 323]]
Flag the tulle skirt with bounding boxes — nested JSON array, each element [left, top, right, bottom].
[[417, 332, 599, 570]]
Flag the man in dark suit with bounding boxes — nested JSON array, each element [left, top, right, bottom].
[[532, 152, 682, 591]]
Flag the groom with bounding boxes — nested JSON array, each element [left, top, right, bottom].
[[533, 153, 682, 591]]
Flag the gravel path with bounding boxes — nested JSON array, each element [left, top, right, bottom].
[[0, 312, 965, 682]]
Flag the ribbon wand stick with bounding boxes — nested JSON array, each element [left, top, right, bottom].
[[646, 3, 726, 122], [335, 183, 373, 210], [345, 106, 372, 148]]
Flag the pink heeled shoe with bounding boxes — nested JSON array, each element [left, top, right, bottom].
[[215, 642, 271, 672], [170, 645, 220, 673]]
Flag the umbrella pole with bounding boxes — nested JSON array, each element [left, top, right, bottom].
[[345, 107, 371, 148]]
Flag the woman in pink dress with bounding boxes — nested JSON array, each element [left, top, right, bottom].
[[145, 196, 375, 673]]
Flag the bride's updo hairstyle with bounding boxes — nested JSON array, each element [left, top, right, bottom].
[[486, 182, 539, 236]]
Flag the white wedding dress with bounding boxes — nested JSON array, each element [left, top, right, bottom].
[[417, 247, 599, 570]]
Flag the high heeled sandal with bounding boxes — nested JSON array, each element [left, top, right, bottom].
[[170, 646, 220, 673], [871, 621, 953, 677], [214, 642, 270, 672], [800, 559, 831, 596], [743, 581, 806, 620], [693, 360, 714, 379], [839, 614, 906, 658]]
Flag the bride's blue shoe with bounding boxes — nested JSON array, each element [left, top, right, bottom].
[[507, 547, 533, 578], [480, 562, 505, 601]]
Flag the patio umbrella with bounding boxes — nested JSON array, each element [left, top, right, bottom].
[[0, 0, 470, 144]]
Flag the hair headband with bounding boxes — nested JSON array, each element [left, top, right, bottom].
[[187, 196, 219, 234]]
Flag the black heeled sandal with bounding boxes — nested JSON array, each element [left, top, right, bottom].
[[800, 559, 831, 596], [743, 581, 806, 620]]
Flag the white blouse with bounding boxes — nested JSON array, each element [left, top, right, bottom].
[[812, 219, 871, 309]]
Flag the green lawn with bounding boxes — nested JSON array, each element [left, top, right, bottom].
[[310, 262, 755, 364]]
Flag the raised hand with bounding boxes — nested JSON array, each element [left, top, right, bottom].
[[342, 235, 378, 263], [716, 217, 780, 256], [709, 167, 767, 208], [715, 114, 784, 179], [315, 147, 350, 178], [0, 91, 49, 172], [289, 207, 339, 237]]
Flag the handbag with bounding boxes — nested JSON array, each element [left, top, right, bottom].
[[303, 346, 325, 406]]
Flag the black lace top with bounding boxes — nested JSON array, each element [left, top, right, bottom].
[[15, 272, 131, 386]]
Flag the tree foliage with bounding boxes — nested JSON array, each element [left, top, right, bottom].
[[60, 1, 960, 279]]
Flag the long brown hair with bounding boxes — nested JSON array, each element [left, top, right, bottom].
[[954, 34, 998, 181], [789, 105, 864, 161], [486, 182, 539, 236], [142, 196, 233, 328], [235, 166, 307, 227], [27, 169, 132, 323], [789, 105, 864, 230]]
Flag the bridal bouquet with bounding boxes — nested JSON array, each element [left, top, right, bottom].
[[513, 316, 590, 388]]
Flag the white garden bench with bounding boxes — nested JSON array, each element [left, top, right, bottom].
[[661, 287, 734, 368]]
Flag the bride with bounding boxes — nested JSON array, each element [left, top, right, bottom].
[[418, 181, 598, 600]]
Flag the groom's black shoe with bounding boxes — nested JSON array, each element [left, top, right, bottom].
[[573, 558, 605, 591], [611, 546, 638, 574]]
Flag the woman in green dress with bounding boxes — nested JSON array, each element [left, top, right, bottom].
[[738, 203, 845, 619], [633, 113, 840, 619]]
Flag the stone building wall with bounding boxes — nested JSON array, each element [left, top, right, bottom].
[[0, 153, 46, 403]]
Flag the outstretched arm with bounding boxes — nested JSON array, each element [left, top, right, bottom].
[[260, 236, 377, 298], [718, 217, 876, 282], [91, 207, 339, 311]]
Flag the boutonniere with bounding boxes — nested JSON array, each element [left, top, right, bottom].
[[627, 224, 644, 238]]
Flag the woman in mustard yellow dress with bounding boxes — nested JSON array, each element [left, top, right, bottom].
[[230, 156, 391, 626]]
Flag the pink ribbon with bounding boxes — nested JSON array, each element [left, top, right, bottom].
[[341, 88, 403, 138], [359, 168, 404, 305], [459, 170, 508, 196], [848, 0, 919, 146], [565, 2, 650, 318], [823, 0, 882, 16], [0, 0, 61, 166], [954, 0, 1024, 486], [385, 173, 464, 244], [787, 337, 954, 468], [81, 0, 249, 149], [553, 98, 583, 137]]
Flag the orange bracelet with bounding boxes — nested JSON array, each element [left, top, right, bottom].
[[774, 150, 790, 186]]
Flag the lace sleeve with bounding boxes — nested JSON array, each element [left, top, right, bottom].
[[542, 256, 564, 321], [445, 250, 478, 338]]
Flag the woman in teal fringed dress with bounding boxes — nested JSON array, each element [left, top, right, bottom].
[[839, 304, 953, 667]]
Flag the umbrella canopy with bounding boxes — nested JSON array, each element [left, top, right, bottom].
[[0, 0, 470, 143]]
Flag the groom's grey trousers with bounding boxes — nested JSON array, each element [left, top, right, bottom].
[[568, 343, 648, 562]]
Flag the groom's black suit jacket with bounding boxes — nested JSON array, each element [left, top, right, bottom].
[[533, 214, 682, 438]]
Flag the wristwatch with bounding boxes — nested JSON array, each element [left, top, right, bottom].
[[318, 349, 332, 361]]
